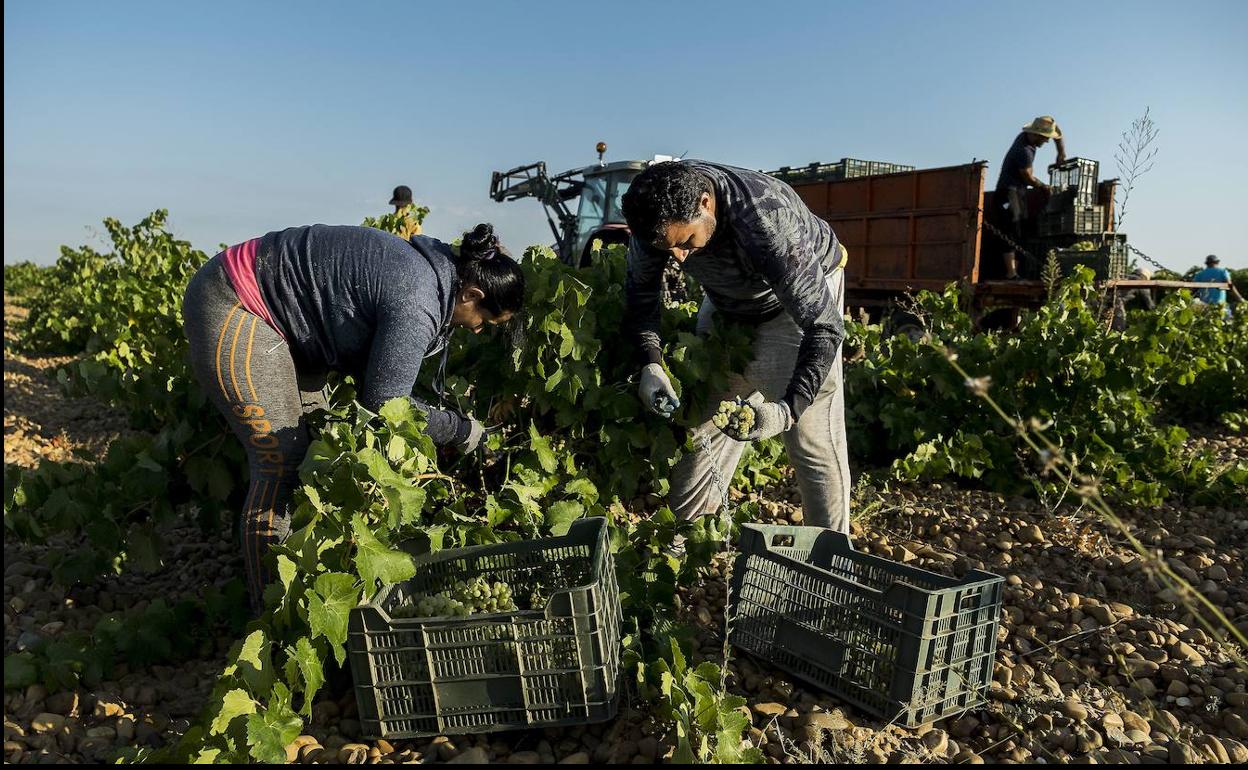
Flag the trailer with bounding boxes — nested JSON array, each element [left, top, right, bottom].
[[774, 161, 1223, 327]]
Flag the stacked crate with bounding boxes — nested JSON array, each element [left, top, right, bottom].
[[768, 157, 915, 185], [1038, 158, 1103, 236]]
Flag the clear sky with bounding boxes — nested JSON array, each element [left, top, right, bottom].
[[5, 0, 1246, 270]]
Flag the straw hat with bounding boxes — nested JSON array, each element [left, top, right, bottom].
[[1022, 116, 1062, 139]]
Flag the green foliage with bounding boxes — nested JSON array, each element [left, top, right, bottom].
[[361, 204, 429, 240], [3, 261, 50, 299], [5, 211, 243, 582], [845, 269, 1247, 505]]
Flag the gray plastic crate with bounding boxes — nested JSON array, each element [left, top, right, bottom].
[[728, 524, 1003, 727], [1038, 205, 1104, 236], [348, 517, 622, 738], [1049, 158, 1099, 206], [1054, 236, 1127, 281]]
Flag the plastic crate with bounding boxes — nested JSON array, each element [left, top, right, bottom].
[[728, 524, 1003, 727], [1054, 234, 1127, 280], [1049, 158, 1099, 206], [767, 158, 915, 185], [348, 517, 622, 738], [1037, 205, 1104, 237]]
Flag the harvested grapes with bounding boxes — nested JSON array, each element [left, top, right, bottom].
[[712, 398, 756, 439], [392, 575, 518, 618]]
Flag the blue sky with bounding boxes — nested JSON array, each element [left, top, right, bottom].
[[5, 0, 1246, 269]]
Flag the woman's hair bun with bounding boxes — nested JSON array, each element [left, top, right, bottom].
[[460, 223, 507, 261]]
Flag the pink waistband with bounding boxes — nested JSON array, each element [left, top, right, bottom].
[[221, 238, 283, 338]]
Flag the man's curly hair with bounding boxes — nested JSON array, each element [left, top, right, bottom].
[[621, 161, 713, 245]]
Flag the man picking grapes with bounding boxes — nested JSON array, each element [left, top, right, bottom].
[[622, 160, 850, 532]]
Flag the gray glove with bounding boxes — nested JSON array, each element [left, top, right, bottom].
[[638, 363, 680, 418], [457, 414, 486, 453], [721, 392, 793, 442]]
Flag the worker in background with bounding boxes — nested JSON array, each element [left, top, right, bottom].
[[1113, 266, 1156, 330], [1193, 254, 1243, 318], [621, 160, 851, 534], [389, 184, 424, 239], [995, 116, 1067, 279]]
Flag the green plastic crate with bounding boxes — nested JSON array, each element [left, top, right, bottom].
[[348, 517, 622, 738], [728, 524, 1003, 727]]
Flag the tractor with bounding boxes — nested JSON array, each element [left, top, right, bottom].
[[490, 143, 673, 266]]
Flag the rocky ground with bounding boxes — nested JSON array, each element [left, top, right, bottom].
[[4, 295, 1246, 764]]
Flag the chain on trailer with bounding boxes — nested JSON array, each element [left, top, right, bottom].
[[981, 211, 1179, 277]]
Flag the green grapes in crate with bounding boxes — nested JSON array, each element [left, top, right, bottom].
[[392, 576, 519, 618]]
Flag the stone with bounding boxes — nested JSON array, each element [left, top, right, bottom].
[[114, 717, 135, 742], [1018, 524, 1045, 544], [751, 702, 786, 719], [802, 710, 850, 732], [1123, 708, 1148, 733], [1225, 712, 1248, 739], [1223, 738, 1248, 764], [952, 749, 984, 764], [558, 752, 590, 764], [1084, 604, 1115, 626], [1059, 700, 1089, 721], [508, 751, 541, 764], [1169, 742, 1197, 764], [447, 747, 490, 765], [31, 713, 65, 734], [949, 715, 980, 739], [1165, 680, 1189, 697], [436, 740, 459, 761], [93, 698, 125, 718], [1171, 642, 1205, 666], [44, 691, 79, 717], [287, 735, 319, 763], [1194, 735, 1229, 764], [921, 728, 949, 756]]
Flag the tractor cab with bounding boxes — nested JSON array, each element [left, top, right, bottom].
[[490, 144, 672, 266], [568, 160, 649, 263]]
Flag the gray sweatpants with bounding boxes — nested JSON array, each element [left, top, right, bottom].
[[182, 256, 325, 610], [670, 269, 851, 532]]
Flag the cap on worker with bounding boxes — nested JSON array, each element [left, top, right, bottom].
[[389, 185, 414, 206], [1022, 116, 1062, 140], [1205, 254, 1220, 266]]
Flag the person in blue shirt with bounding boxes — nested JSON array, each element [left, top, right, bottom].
[[1193, 254, 1242, 316]]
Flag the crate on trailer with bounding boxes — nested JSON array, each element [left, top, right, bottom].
[[843, 157, 916, 179], [728, 524, 1004, 727], [768, 157, 915, 185], [1049, 157, 1099, 206], [1038, 205, 1104, 236], [1051, 235, 1127, 281], [348, 517, 622, 739]]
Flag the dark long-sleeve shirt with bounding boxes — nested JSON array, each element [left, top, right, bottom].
[[624, 160, 845, 419], [254, 225, 466, 445]]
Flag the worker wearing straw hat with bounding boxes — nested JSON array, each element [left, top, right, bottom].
[[994, 116, 1067, 279]]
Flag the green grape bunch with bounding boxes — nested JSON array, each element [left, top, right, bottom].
[[392, 575, 518, 618], [712, 398, 756, 439]]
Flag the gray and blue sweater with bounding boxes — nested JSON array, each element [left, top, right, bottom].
[[625, 160, 846, 419], [255, 225, 467, 444]]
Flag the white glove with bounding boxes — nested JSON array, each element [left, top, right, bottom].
[[721, 392, 793, 442], [638, 363, 680, 418], [457, 414, 486, 452]]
